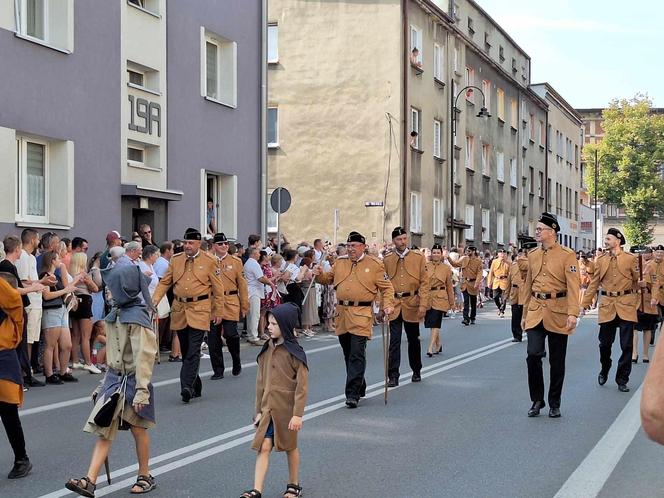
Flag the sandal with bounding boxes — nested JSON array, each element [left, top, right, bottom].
[[283, 482, 303, 497], [240, 490, 262, 498], [65, 476, 96, 498], [130, 474, 157, 494]]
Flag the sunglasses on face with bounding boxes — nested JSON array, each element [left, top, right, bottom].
[[215, 242, 229, 246]]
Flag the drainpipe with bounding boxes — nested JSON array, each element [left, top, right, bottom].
[[401, 0, 409, 230], [544, 102, 549, 210], [260, 0, 268, 242]]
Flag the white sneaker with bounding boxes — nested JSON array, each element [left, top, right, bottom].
[[71, 362, 85, 370], [83, 363, 102, 374]]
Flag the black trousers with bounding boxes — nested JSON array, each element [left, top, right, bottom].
[[338, 333, 367, 401], [511, 304, 523, 341], [208, 320, 241, 375], [493, 288, 507, 312], [599, 317, 634, 385], [462, 291, 477, 321], [388, 312, 422, 378], [526, 325, 568, 408], [0, 401, 27, 461], [177, 327, 205, 395]]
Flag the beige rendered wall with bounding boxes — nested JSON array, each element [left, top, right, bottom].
[[268, 0, 403, 245]]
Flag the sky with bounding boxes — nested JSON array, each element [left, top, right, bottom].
[[475, 0, 664, 108]]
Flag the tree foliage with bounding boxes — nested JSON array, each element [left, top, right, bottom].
[[583, 95, 664, 245]]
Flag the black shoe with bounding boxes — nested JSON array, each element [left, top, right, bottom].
[[411, 372, 422, 382], [192, 391, 201, 398], [632, 356, 638, 364], [60, 372, 78, 383], [24, 377, 45, 387], [210, 373, 224, 380], [387, 377, 399, 388], [427, 352, 433, 357], [470, 320, 476, 325], [7, 458, 32, 479], [436, 346, 443, 355], [181, 388, 193, 404], [462, 319, 470, 326], [45, 374, 63, 385], [618, 384, 630, 393], [232, 365, 242, 376], [598, 373, 608, 386], [511, 338, 520, 342], [549, 407, 561, 418], [345, 398, 358, 409], [168, 356, 182, 363], [528, 400, 545, 417]]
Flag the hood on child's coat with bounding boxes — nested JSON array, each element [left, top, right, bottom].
[[257, 303, 308, 369]]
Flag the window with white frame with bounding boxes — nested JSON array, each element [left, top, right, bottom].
[[453, 42, 460, 72], [127, 0, 159, 15], [482, 79, 491, 109], [433, 43, 444, 80], [481, 208, 490, 242], [509, 216, 517, 245], [411, 108, 420, 149], [127, 144, 144, 165], [15, 0, 74, 52], [496, 151, 504, 182], [127, 60, 160, 93], [496, 212, 504, 245], [16, 138, 47, 221], [529, 114, 535, 142], [127, 139, 160, 170], [267, 190, 279, 232], [202, 28, 237, 107], [267, 24, 278, 63], [539, 120, 545, 146], [497, 88, 505, 121], [509, 158, 517, 187], [410, 25, 422, 66], [267, 107, 279, 147], [433, 198, 443, 235], [481, 144, 490, 176], [465, 204, 474, 240], [433, 119, 442, 158], [510, 98, 518, 128], [465, 135, 474, 170], [465, 67, 475, 101], [410, 192, 422, 233]]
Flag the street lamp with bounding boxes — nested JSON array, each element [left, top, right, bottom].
[[449, 84, 491, 248]]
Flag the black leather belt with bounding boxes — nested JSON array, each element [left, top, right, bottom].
[[430, 287, 446, 291], [338, 300, 373, 307], [512, 284, 519, 288], [531, 291, 567, 300], [177, 294, 209, 303], [224, 290, 238, 296], [600, 289, 632, 297], [497, 276, 508, 280], [466, 279, 476, 282], [395, 290, 419, 298]]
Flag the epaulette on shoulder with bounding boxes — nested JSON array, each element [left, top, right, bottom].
[[337, 255, 349, 259], [172, 252, 185, 259], [232, 255, 243, 263], [366, 254, 382, 264], [560, 246, 575, 255], [201, 251, 217, 261]]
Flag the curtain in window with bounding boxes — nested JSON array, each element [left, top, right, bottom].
[[26, 142, 45, 216], [206, 41, 218, 99]]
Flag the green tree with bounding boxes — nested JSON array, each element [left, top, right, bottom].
[[584, 95, 664, 246]]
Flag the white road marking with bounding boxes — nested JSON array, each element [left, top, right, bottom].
[[553, 385, 644, 498], [38, 338, 515, 498]]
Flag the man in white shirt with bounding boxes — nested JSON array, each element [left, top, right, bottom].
[[244, 248, 273, 345], [154, 241, 173, 279]]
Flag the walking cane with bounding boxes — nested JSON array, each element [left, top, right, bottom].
[[381, 315, 390, 405], [104, 457, 111, 484]]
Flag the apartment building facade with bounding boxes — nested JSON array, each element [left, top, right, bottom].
[[0, 0, 263, 247]]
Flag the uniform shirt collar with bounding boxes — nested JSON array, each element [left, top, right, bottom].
[[396, 247, 409, 259], [351, 253, 365, 263], [187, 251, 200, 261]]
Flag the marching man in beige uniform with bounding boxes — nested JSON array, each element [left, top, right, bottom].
[[632, 246, 659, 364], [424, 244, 455, 357], [521, 213, 580, 418], [152, 228, 225, 404], [487, 248, 510, 317], [383, 227, 429, 387], [446, 246, 483, 326], [506, 237, 536, 342], [581, 228, 640, 392], [314, 231, 394, 408]]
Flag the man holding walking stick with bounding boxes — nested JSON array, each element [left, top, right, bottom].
[[314, 231, 394, 409]]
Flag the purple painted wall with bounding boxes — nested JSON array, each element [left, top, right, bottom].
[[0, 0, 121, 252], [166, 0, 263, 243]]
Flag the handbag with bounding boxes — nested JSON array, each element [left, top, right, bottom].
[[93, 375, 127, 428], [64, 292, 79, 312]]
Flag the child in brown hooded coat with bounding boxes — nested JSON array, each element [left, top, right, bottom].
[[241, 303, 308, 498]]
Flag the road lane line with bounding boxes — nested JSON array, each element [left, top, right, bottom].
[[20, 343, 341, 417], [38, 338, 516, 498], [553, 385, 644, 498]]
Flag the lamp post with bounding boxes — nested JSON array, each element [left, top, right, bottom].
[[449, 84, 491, 248], [594, 149, 598, 251]]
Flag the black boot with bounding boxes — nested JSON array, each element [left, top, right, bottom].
[[8, 458, 32, 479]]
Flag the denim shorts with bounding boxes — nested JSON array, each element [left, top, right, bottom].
[[42, 306, 69, 329], [264, 419, 274, 439]]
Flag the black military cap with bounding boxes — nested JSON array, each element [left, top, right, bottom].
[[655, 244, 664, 251], [391, 226, 407, 239], [431, 243, 443, 251], [497, 248, 506, 253], [183, 228, 201, 241], [347, 231, 366, 244], [521, 236, 538, 251], [607, 228, 626, 246], [213, 233, 228, 243], [466, 245, 477, 252], [538, 212, 560, 232]]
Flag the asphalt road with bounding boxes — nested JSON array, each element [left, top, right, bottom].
[[2, 303, 664, 498]]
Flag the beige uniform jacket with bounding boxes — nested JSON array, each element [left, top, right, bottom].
[[315, 255, 394, 338], [506, 260, 528, 305], [581, 251, 639, 323], [522, 243, 580, 334], [153, 252, 225, 331], [426, 261, 455, 312], [450, 256, 483, 295], [217, 254, 249, 321], [655, 261, 664, 305], [487, 258, 510, 291], [384, 250, 430, 322], [640, 259, 660, 315]]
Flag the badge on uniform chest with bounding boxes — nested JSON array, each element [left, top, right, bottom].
[[569, 265, 577, 273], [365, 268, 370, 273]]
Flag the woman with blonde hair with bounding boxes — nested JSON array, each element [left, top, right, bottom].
[[69, 252, 102, 374]]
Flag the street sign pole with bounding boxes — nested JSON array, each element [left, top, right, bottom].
[[277, 187, 281, 253]]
